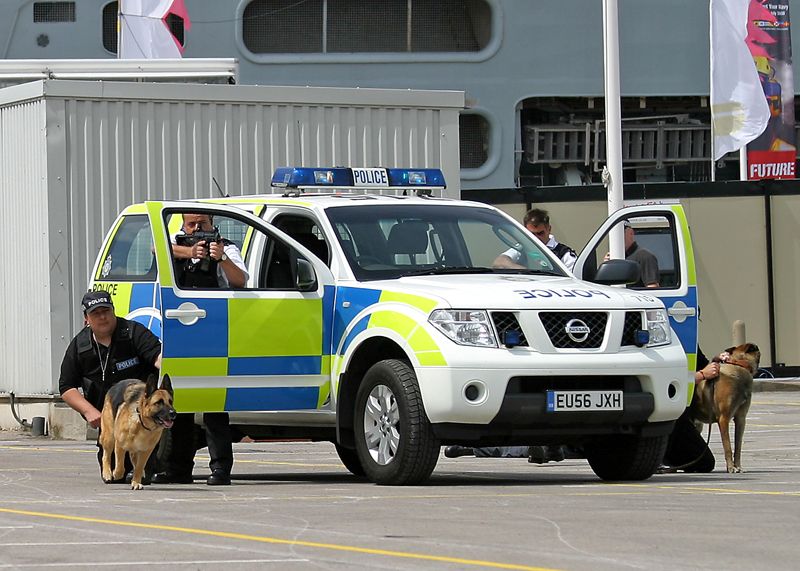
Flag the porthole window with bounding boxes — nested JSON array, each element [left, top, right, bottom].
[[460, 113, 490, 169], [242, 0, 491, 55], [101, 2, 117, 52]]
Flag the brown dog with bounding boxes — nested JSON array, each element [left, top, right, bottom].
[[100, 374, 176, 489], [691, 343, 760, 473]]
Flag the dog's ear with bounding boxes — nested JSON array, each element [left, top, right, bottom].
[[746, 343, 760, 354], [724, 345, 737, 354], [160, 374, 173, 395], [144, 374, 158, 396]]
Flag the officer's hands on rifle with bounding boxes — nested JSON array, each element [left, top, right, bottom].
[[171, 212, 247, 289], [173, 214, 221, 260]]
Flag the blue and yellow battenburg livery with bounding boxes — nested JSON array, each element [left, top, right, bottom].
[[90, 166, 699, 485]]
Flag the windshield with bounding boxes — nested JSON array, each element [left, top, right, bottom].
[[325, 203, 564, 281]]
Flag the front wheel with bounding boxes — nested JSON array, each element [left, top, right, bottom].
[[354, 359, 440, 485], [585, 433, 669, 481]]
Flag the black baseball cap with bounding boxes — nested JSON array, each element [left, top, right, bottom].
[[81, 291, 114, 314]]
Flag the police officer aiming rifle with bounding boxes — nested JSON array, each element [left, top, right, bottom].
[[171, 213, 247, 289], [157, 212, 249, 485]]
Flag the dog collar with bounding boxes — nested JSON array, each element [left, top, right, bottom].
[[135, 407, 156, 431], [725, 358, 755, 374]]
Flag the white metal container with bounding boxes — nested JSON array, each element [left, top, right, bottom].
[[0, 79, 463, 396]]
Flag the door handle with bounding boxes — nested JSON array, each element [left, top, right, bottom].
[[164, 302, 206, 326], [667, 300, 696, 323]]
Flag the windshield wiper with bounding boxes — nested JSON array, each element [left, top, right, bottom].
[[401, 266, 495, 277], [496, 267, 564, 276]]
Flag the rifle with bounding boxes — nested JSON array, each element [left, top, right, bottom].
[[175, 228, 222, 272]]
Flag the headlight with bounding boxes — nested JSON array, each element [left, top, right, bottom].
[[645, 309, 671, 347], [429, 309, 497, 347]]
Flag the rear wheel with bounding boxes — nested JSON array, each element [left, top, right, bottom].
[[585, 433, 669, 481], [354, 359, 440, 485]]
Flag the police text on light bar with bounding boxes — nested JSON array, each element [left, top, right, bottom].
[[270, 167, 446, 190]]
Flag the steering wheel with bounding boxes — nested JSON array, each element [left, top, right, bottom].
[[357, 255, 385, 267], [493, 226, 522, 251]]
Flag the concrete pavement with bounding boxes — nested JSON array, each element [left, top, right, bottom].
[[1, 392, 799, 570]]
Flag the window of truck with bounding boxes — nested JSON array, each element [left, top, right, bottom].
[[579, 214, 681, 290], [96, 215, 156, 281], [161, 207, 319, 292], [325, 204, 561, 281]]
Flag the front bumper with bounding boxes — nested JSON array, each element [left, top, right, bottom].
[[415, 341, 690, 432]]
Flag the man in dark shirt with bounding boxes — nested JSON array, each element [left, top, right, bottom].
[[59, 291, 162, 478], [152, 212, 245, 486], [624, 222, 660, 288]]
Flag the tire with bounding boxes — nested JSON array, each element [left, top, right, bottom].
[[585, 433, 669, 481], [334, 443, 366, 477], [354, 359, 440, 485]]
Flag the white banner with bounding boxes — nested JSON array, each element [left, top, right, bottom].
[[710, 0, 770, 160], [119, 0, 190, 59]]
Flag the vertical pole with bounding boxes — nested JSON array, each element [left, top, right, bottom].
[[603, 0, 625, 259], [117, 0, 124, 59], [739, 148, 748, 180], [709, 0, 715, 182], [763, 186, 778, 370]]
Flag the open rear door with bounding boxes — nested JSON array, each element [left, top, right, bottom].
[[574, 204, 698, 397]]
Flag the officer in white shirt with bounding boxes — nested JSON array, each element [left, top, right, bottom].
[[493, 208, 577, 271]]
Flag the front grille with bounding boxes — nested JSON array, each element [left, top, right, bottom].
[[621, 311, 644, 346], [539, 312, 607, 348], [507, 375, 642, 394], [491, 312, 529, 347]]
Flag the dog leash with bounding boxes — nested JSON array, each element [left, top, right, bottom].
[[659, 422, 714, 473], [660, 370, 718, 473]]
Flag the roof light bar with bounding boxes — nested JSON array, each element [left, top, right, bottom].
[[270, 167, 447, 196]]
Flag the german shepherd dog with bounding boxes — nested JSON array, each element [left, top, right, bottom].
[[691, 343, 760, 473], [100, 374, 176, 489]]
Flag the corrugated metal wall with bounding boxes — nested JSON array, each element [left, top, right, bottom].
[[0, 99, 51, 394], [1, 80, 463, 395]]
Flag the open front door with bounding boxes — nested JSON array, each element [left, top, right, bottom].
[[574, 204, 699, 385], [146, 201, 336, 414]]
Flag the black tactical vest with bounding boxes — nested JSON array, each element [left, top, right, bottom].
[[75, 319, 157, 410], [177, 258, 220, 288]]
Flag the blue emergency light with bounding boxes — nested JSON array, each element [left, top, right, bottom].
[[270, 167, 446, 190], [271, 167, 354, 188], [386, 168, 446, 187]]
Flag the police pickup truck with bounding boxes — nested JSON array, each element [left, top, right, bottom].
[[90, 167, 698, 485]]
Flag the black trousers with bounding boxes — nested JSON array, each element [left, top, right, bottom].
[[662, 408, 715, 472], [168, 412, 233, 475]]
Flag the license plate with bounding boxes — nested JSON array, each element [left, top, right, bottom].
[[546, 390, 623, 412]]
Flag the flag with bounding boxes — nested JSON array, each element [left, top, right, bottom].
[[119, 0, 191, 59], [744, 1, 796, 179], [710, 0, 770, 160]]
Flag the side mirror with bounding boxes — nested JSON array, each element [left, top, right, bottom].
[[296, 258, 318, 291], [591, 259, 640, 285]]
